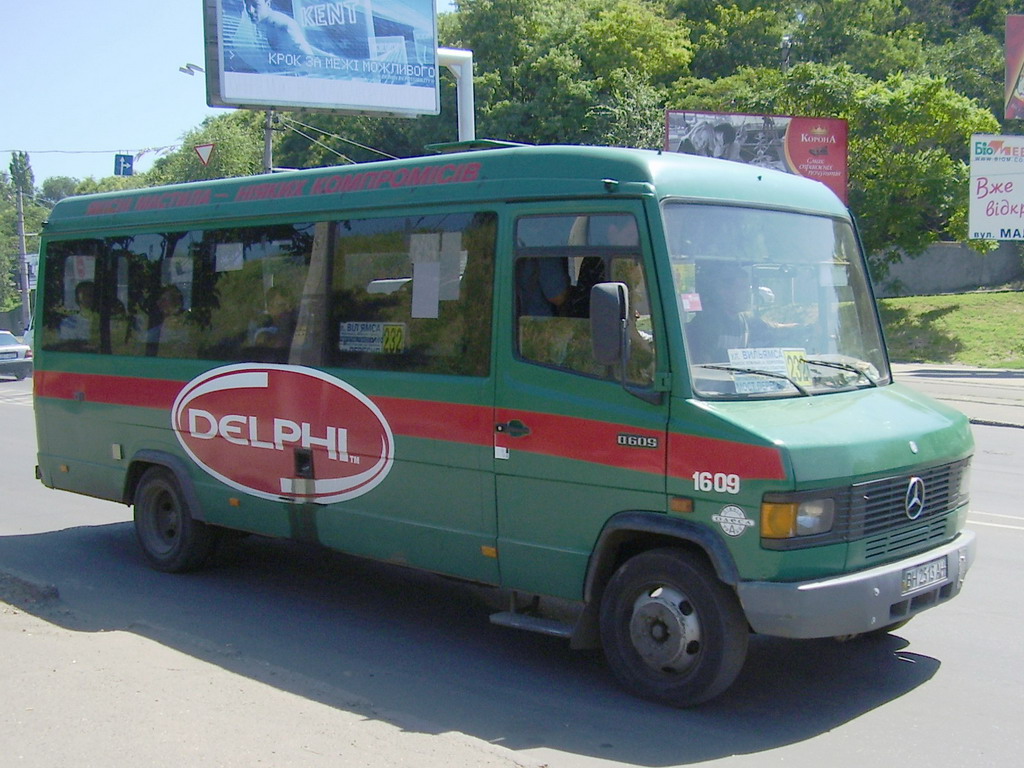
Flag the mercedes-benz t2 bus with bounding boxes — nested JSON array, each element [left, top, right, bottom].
[[33, 143, 975, 706]]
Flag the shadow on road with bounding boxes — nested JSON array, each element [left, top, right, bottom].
[[0, 523, 939, 765]]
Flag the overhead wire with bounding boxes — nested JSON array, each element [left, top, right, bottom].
[[275, 116, 398, 160]]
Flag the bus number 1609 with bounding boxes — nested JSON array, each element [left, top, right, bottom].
[[692, 471, 741, 495]]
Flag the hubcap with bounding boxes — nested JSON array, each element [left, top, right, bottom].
[[145, 487, 181, 554], [629, 586, 702, 674]]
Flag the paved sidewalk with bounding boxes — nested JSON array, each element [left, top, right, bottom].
[[891, 363, 1024, 428]]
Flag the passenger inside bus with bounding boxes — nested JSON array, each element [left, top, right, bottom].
[[59, 280, 97, 342], [146, 285, 191, 349], [516, 257, 570, 316]]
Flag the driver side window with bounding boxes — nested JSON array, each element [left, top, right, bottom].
[[514, 213, 655, 386]]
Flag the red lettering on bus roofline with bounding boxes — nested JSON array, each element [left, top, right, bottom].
[[83, 160, 482, 215]]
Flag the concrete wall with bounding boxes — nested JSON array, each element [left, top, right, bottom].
[[875, 242, 1024, 297]]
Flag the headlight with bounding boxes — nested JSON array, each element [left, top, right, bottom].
[[761, 497, 835, 539], [957, 462, 971, 506]]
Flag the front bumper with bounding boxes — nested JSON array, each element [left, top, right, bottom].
[[736, 531, 976, 638]]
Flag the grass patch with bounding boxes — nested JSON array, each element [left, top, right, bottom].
[[879, 291, 1024, 368]]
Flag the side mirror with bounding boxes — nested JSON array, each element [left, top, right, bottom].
[[591, 282, 662, 405], [590, 282, 629, 367]]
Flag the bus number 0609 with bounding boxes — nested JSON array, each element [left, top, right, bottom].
[[692, 471, 741, 495]]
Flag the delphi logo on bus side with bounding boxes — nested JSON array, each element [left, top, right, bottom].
[[171, 364, 395, 504]]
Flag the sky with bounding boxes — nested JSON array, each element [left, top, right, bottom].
[[2, 1, 453, 188], [3, 3, 223, 185]]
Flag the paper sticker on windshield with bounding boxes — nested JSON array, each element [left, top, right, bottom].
[[712, 505, 756, 537], [727, 347, 809, 393], [338, 322, 406, 354]]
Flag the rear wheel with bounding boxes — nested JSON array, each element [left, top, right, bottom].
[[133, 466, 215, 573], [599, 547, 748, 707]]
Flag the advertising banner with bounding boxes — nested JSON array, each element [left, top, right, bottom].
[[1006, 15, 1024, 119], [665, 111, 848, 203], [204, 0, 439, 116], [969, 134, 1024, 240]]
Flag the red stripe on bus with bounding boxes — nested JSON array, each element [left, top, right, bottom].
[[668, 433, 786, 480], [33, 372, 494, 447], [494, 408, 666, 474], [33, 371, 785, 480], [34, 370, 184, 408], [375, 397, 493, 446]]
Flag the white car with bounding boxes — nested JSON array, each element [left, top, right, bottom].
[[0, 330, 32, 380]]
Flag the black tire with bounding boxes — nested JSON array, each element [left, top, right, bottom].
[[133, 466, 216, 573], [599, 547, 748, 707]]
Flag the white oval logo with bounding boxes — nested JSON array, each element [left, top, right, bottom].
[[171, 364, 394, 504]]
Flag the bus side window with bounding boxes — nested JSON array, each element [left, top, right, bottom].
[[326, 212, 495, 376], [41, 241, 103, 354]]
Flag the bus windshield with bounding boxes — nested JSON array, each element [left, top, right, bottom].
[[664, 202, 890, 398]]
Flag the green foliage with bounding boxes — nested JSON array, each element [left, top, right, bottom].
[[146, 111, 265, 184], [845, 73, 1000, 275], [0, 158, 48, 314], [8, 152, 34, 195], [880, 291, 1024, 368], [38, 176, 80, 206], [795, 0, 927, 79], [680, 2, 790, 80]]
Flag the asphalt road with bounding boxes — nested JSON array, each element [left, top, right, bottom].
[[2, 374, 1023, 768]]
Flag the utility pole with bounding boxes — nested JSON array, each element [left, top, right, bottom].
[[16, 191, 32, 333]]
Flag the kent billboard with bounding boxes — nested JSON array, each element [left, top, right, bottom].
[[204, 0, 440, 116], [665, 111, 848, 203]]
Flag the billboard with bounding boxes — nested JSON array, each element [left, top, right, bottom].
[[204, 0, 439, 116], [969, 134, 1024, 240], [665, 111, 848, 203], [1006, 16, 1024, 119]]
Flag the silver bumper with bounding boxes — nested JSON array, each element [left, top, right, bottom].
[[736, 531, 976, 638]]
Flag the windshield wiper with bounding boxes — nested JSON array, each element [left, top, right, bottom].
[[800, 357, 878, 388], [698, 364, 811, 397]]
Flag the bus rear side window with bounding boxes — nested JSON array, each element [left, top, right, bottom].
[[325, 212, 496, 376]]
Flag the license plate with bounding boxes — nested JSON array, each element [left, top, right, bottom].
[[902, 556, 948, 595], [0, 352, 16, 359]]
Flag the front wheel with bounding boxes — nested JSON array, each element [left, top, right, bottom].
[[599, 548, 748, 707], [133, 466, 216, 573]]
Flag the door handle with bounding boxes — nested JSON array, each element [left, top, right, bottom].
[[495, 419, 531, 438]]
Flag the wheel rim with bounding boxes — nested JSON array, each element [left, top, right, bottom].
[[628, 585, 702, 675], [140, 483, 182, 556]]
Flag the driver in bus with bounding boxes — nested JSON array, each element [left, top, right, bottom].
[[684, 263, 770, 364]]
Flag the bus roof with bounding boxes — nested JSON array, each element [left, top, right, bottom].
[[43, 144, 848, 236]]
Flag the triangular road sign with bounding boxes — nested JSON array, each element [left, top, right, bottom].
[[194, 143, 215, 166]]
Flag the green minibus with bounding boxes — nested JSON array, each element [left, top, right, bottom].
[[33, 142, 975, 706]]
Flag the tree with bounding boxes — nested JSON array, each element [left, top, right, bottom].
[[146, 110, 266, 185], [8, 151, 34, 195], [454, 0, 692, 146], [1, 153, 46, 315], [792, 0, 928, 79], [671, 1, 791, 80], [38, 176, 80, 206]]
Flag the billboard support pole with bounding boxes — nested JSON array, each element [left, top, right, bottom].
[[263, 110, 274, 174], [438, 48, 475, 142]]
